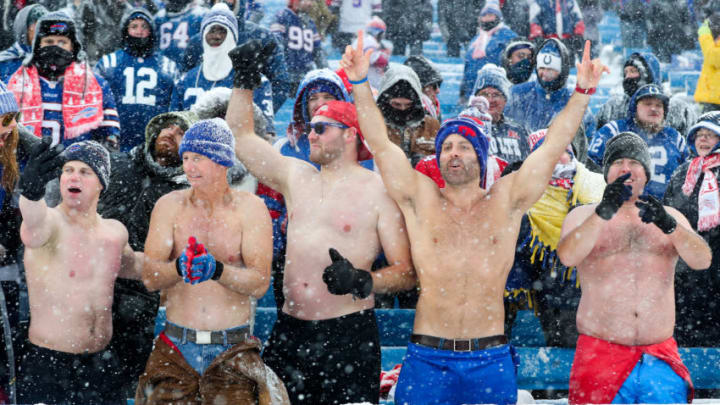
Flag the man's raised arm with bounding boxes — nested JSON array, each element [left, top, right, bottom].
[[509, 41, 609, 213], [19, 138, 65, 249], [226, 40, 296, 194], [341, 31, 425, 206]]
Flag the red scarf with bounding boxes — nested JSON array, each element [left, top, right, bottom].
[[569, 334, 693, 404], [7, 62, 103, 140], [682, 153, 720, 231]]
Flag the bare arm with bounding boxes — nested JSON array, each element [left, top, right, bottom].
[[19, 197, 57, 249], [142, 194, 182, 292], [371, 191, 415, 294], [215, 195, 273, 298], [119, 243, 143, 280], [666, 207, 712, 270], [341, 31, 428, 206], [509, 41, 608, 213], [557, 204, 606, 267], [226, 87, 297, 194]]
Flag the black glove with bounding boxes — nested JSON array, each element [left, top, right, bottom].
[[18, 137, 65, 201], [228, 39, 277, 90], [595, 173, 632, 220], [322, 248, 373, 299], [635, 194, 677, 234]]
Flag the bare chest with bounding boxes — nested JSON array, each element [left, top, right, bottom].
[[53, 227, 123, 281], [593, 220, 674, 258], [172, 205, 245, 264]]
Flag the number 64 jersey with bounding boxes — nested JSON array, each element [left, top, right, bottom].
[[95, 50, 179, 152]]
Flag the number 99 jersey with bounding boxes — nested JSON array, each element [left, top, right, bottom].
[[154, 4, 208, 71], [270, 8, 321, 77]]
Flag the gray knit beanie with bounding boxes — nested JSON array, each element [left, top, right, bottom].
[[602, 132, 651, 183]]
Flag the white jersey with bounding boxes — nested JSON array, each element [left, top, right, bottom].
[[332, 0, 382, 34]]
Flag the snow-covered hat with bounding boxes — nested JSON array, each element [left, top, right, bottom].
[[201, 2, 238, 42], [536, 42, 562, 72], [473, 64, 511, 100], [63, 141, 111, 191], [602, 132, 651, 183], [178, 118, 235, 167]]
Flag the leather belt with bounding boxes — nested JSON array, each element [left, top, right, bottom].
[[410, 334, 507, 352], [164, 323, 249, 345]]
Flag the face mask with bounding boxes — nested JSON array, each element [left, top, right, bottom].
[[507, 58, 533, 84], [35, 45, 74, 80], [480, 19, 500, 31], [125, 35, 153, 57], [623, 77, 641, 98], [385, 106, 416, 126]]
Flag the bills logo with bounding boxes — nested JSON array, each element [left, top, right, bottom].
[[508, 130, 519, 139], [71, 107, 98, 123]]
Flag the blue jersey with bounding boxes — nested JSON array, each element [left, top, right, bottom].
[[154, 4, 208, 71], [588, 120, 688, 199], [171, 66, 274, 126], [33, 74, 120, 147], [95, 50, 179, 152], [270, 8, 321, 77]]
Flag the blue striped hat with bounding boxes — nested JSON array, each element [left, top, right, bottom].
[[0, 80, 19, 116]]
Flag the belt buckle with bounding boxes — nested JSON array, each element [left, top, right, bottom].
[[453, 339, 472, 352], [196, 330, 212, 344]]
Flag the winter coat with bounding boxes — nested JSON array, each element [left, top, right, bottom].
[[377, 64, 441, 165], [528, 0, 585, 40], [461, 26, 518, 99], [384, 0, 433, 43], [0, 127, 38, 268], [504, 81, 597, 139], [588, 90, 689, 199], [487, 116, 532, 164], [0, 4, 45, 82], [596, 52, 698, 136], [180, 20, 290, 112], [663, 150, 720, 347], [695, 29, 720, 105], [98, 110, 198, 250]]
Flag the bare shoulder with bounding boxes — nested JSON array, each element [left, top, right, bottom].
[[155, 189, 189, 210], [231, 189, 268, 211], [102, 217, 129, 239], [565, 203, 598, 224]]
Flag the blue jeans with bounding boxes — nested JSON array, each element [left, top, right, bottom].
[[612, 353, 688, 404], [164, 321, 248, 375], [394, 342, 518, 405]]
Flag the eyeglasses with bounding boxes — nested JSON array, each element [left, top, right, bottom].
[[304, 122, 349, 135], [1, 111, 20, 127], [696, 132, 720, 140]]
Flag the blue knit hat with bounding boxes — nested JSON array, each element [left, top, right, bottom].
[[62, 141, 111, 191], [201, 3, 238, 42], [178, 118, 235, 167], [0, 81, 19, 115], [473, 64, 511, 99], [435, 117, 490, 184]]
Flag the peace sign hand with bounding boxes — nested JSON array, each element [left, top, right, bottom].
[[340, 30, 373, 83]]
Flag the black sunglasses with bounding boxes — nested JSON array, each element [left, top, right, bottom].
[[1, 111, 20, 127], [304, 121, 349, 135]]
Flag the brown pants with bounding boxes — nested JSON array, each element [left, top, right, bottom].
[[135, 334, 289, 405]]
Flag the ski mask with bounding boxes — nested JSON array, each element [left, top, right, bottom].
[[380, 81, 421, 127], [480, 19, 500, 31], [507, 58, 533, 84], [622, 57, 649, 98], [125, 35, 153, 57], [35, 45, 73, 80]]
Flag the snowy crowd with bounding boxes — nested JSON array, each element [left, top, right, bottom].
[[0, 0, 719, 404]]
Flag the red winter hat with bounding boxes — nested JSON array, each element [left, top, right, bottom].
[[313, 100, 373, 161]]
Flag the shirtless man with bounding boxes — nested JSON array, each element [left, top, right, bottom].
[[136, 118, 288, 404], [226, 41, 414, 404], [341, 35, 607, 405], [16, 140, 143, 405], [557, 131, 711, 404]]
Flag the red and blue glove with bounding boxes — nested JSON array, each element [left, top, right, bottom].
[[188, 244, 224, 284], [175, 236, 202, 284]]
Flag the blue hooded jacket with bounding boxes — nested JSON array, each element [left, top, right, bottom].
[[460, 25, 518, 99], [589, 85, 689, 199]]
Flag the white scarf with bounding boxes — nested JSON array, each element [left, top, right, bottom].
[[202, 23, 237, 81]]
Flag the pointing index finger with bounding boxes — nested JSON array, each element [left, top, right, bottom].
[[357, 30, 364, 54]]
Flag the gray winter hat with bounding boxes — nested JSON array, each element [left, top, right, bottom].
[[62, 141, 111, 191], [602, 132, 651, 183]]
